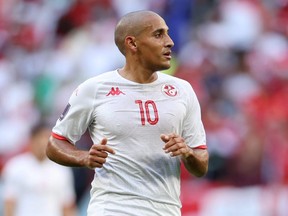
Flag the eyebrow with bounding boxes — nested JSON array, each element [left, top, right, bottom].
[[153, 27, 169, 34]]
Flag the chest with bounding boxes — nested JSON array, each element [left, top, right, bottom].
[[91, 83, 187, 137]]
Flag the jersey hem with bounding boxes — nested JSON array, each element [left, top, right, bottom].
[[193, 145, 207, 149], [51, 132, 69, 142]]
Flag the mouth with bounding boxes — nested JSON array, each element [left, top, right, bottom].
[[163, 51, 172, 60]]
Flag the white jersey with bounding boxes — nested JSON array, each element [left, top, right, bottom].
[[52, 70, 206, 216], [2, 153, 75, 216]]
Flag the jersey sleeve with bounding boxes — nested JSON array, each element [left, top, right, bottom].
[[52, 79, 96, 144], [182, 81, 207, 149]]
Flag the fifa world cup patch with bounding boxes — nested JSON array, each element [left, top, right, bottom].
[[59, 103, 71, 121]]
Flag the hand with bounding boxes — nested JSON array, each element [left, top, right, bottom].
[[161, 133, 192, 159], [86, 138, 115, 169]]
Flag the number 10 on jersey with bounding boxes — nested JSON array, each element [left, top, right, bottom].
[[135, 100, 159, 126]]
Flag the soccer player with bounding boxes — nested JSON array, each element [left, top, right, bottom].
[[46, 10, 209, 216], [2, 123, 77, 216]]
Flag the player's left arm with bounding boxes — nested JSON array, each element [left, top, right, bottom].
[[161, 133, 209, 177]]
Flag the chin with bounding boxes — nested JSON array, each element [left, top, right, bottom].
[[160, 64, 171, 71], [151, 61, 171, 72]]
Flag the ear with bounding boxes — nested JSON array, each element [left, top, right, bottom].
[[125, 36, 137, 52]]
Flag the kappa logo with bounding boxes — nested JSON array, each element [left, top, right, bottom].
[[106, 87, 125, 96]]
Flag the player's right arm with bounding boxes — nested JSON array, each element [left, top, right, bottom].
[[46, 78, 115, 168], [46, 136, 115, 169]]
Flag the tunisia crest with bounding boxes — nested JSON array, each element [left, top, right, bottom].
[[162, 84, 178, 97]]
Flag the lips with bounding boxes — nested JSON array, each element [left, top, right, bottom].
[[163, 51, 172, 59]]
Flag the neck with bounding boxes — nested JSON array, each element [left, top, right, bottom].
[[118, 66, 158, 84]]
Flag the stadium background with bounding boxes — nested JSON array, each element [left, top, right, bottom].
[[0, 0, 287, 215]]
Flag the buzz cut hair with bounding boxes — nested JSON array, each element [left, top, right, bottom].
[[114, 10, 159, 55]]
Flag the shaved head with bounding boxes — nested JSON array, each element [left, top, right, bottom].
[[114, 10, 162, 55]]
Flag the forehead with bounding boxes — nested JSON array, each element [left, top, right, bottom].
[[141, 14, 168, 32]]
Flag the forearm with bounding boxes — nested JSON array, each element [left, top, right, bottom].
[[4, 199, 15, 216], [181, 148, 209, 177], [46, 136, 88, 167], [63, 203, 77, 216]]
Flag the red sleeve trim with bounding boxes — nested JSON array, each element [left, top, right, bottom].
[[193, 145, 207, 150], [51, 132, 69, 142]]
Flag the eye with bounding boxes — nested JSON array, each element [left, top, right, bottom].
[[155, 32, 162, 38]]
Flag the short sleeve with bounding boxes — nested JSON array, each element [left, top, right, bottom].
[[182, 82, 206, 148], [52, 79, 96, 144]]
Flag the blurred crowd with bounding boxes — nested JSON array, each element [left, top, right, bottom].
[[0, 0, 288, 215]]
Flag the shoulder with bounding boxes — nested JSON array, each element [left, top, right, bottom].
[[5, 153, 32, 167], [71, 70, 117, 98], [2, 153, 32, 175]]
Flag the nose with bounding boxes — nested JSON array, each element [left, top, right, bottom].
[[166, 35, 174, 48]]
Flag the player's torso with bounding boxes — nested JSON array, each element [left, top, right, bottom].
[[87, 72, 186, 214], [89, 72, 187, 143]]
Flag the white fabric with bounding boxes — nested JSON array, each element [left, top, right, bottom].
[[53, 70, 206, 216], [2, 153, 75, 216]]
